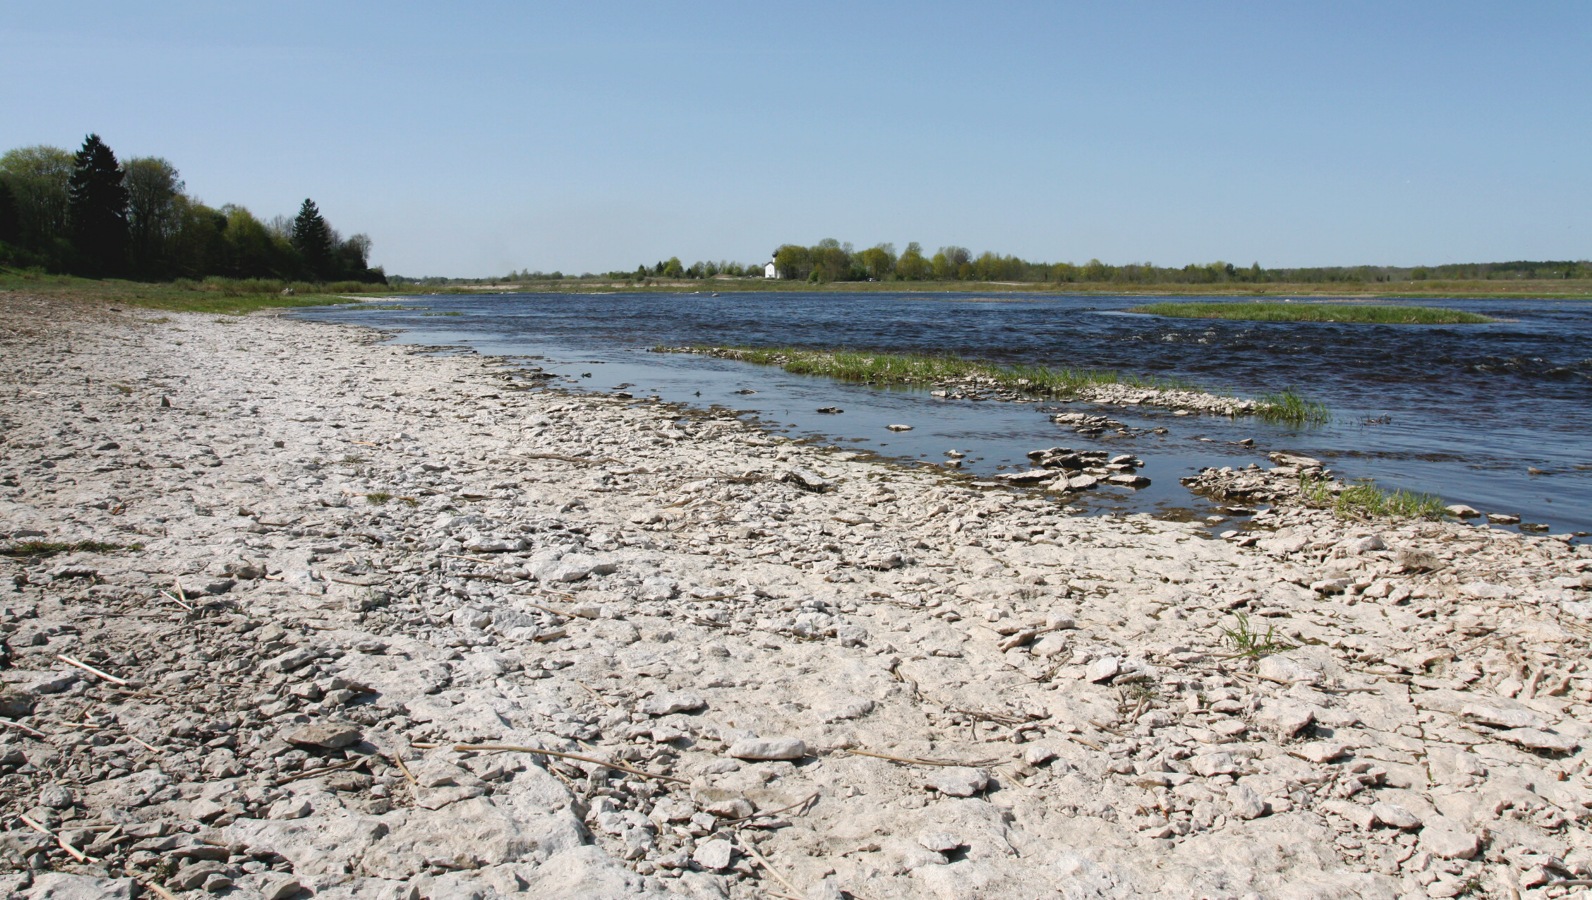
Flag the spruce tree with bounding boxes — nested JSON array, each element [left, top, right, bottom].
[[66, 134, 129, 276], [291, 198, 334, 280]]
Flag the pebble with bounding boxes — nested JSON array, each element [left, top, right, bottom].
[[927, 767, 989, 797], [692, 838, 735, 871], [726, 737, 807, 760], [285, 723, 361, 750]]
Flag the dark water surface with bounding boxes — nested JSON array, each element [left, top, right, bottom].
[[296, 292, 1592, 538]]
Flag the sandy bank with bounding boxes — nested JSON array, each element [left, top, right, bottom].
[[1, 295, 1590, 899]]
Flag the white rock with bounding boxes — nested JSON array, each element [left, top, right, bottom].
[[1369, 801, 1421, 829], [1420, 820, 1480, 859], [1495, 728, 1578, 753], [1031, 633, 1070, 658], [1087, 656, 1120, 683], [727, 737, 806, 760], [640, 691, 707, 717], [1292, 741, 1348, 764], [1256, 654, 1322, 685], [917, 831, 965, 853], [692, 838, 735, 871], [1228, 784, 1267, 820], [927, 767, 989, 797], [1255, 700, 1315, 739]]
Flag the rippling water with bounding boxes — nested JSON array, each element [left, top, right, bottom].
[[296, 292, 1592, 538]]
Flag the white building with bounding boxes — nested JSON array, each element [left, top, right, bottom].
[[764, 257, 779, 279]]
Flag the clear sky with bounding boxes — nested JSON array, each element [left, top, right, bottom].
[[6, 1, 1589, 277]]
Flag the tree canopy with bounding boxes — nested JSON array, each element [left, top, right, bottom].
[[0, 134, 384, 283]]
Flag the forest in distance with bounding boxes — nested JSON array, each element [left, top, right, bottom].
[[0, 135, 386, 284], [542, 240, 1589, 289], [3, 136, 1586, 295]]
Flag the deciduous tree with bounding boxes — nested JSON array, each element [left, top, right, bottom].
[[124, 157, 184, 277]]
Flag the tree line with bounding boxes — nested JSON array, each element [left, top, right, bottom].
[[628, 239, 1590, 285], [0, 135, 385, 283]]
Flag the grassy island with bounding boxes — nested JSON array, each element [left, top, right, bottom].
[[1127, 301, 1496, 324], [666, 344, 1329, 426]]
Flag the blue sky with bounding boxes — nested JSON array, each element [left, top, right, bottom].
[[5, 1, 1588, 277]]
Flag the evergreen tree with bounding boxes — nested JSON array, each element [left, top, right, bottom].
[[291, 198, 334, 280], [66, 134, 129, 276], [0, 179, 20, 246]]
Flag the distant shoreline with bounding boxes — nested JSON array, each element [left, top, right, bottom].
[[413, 277, 1592, 301]]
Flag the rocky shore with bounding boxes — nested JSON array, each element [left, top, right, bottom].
[[2, 295, 1590, 899]]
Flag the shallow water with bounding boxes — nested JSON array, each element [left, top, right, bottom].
[[296, 292, 1592, 538]]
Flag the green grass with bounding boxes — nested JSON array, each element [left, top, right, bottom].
[[1221, 612, 1297, 660], [365, 491, 393, 505], [0, 270, 394, 315], [667, 344, 1193, 398], [1255, 389, 1331, 426], [665, 344, 1335, 425], [1129, 301, 1496, 324], [0, 539, 142, 558], [1299, 475, 1446, 521]]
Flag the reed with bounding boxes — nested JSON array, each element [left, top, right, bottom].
[[1129, 301, 1495, 325], [1255, 389, 1331, 426]]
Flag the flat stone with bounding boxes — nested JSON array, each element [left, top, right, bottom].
[[727, 736, 806, 761], [1087, 656, 1120, 683], [1495, 728, 1578, 753], [1255, 701, 1315, 739], [1421, 820, 1480, 859], [1460, 703, 1544, 730], [1293, 741, 1348, 764], [692, 838, 734, 871], [1190, 752, 1239, 778], [1257, 654, 1322, 685], [1369, 801, 1421, 830], [285, 723, 361, 750], [918, 831, 966, 853], [927, 767, 989, 797], [640, 691, 707, 717], [1228, 784, 1267, 820], [259, 876, 302, 900], [24, 873, 137, 900]]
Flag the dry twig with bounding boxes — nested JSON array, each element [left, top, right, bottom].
[[735, 834, 806, 898], [420, 742, 688, 785], [20, 814, 94, 863], [56, 653, 130, 686], [840, 748, 1000, 768]]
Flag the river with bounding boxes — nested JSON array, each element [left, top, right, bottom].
[[295, 292, 1592, 540]]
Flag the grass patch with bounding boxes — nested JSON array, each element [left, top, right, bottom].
[[1300, 475, 1446, 521], [1221, 612, 1297, 660], [365, 491, 393, 505], [1129, 301, 1496, 325], [667, 344, 1192, 399], [0, 539, 142, 558], [665, 344, 1333, 423], [0, 270, 395, 315], [1255, 389, 1330, 426]]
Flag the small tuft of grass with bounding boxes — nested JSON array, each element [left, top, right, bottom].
[[1129, 301, 1496, 325], [365, 491, 393, 505], [1221, 612, 1297, 660], [1256, 389, 1330, 427], [0, 539, 142, 558], [1299, 475, 1446, 521]]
